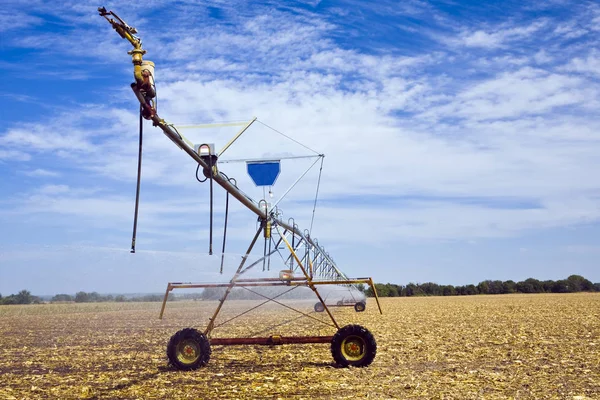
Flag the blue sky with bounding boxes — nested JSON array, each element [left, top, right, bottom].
[[1, 0, 599, 295]]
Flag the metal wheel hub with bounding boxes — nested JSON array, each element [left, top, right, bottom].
[[342, 336, 365, 361], [177, 340, 200, 363]]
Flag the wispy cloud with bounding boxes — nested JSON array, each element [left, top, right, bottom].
[[563, 51, 600, 76], [451, 20, 548, 49], [22, 168, 61, 177], [0, 149, 31, 161], [419, 67, 594, 121], [0, 9, 43, 32]]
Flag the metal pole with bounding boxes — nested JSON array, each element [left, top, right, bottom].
[[275, 225, 339, 329], [204, 226, 263, 336], [218, 117, 257, 157]]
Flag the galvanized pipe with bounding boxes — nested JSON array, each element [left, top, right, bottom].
[[133, 86, 303, 235]]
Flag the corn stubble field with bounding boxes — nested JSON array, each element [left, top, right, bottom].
[[1, 294, 598, 399]]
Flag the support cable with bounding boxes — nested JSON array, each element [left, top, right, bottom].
[[248, 313, 307, 338], [212, 286, 298, 330], [271, 155, 322, 209], [309, 156, 324, 235], [218, 154, 321, 164], [242, 286, 336, 329], [256, 120, 320, 155]]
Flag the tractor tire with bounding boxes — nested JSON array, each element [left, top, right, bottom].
[[354, 301, 366, 312], [167, 328, 211, 370], [331, 324, 377, 367], [314, 302, 325, 312]]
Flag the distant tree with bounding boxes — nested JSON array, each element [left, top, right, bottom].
[[526, 278, 544, 293], [396, 285, 406, 296], [517, 278, 545, 293], [1, 295, 17, 305], [75, 291, 89, 303], [405, 283, 424, 297], [566, 275, 594, 292], [551, 280, 570, 293], [488, 280, 504, 294], [15, 290, 33, 304], [594, 283, 600, 292], [373, 283, 390, 297], [477, 281, 490, 295], [115, 295, 126, 302], [421, 282, 442, 296], [541, 280, 555, 293], [454, 285, 471, 295], [516, 280, 532, 293], [355, 283, 366, 293], [52, 294, 73, 302], [385, 283, 400, 297], [88, 292, 101, 302], [465, 284, 478, 295], [442, 285, 456, 296], [503, 280, 517, 294]]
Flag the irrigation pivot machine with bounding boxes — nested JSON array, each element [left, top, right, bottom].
[[99, 7, 382, 370]]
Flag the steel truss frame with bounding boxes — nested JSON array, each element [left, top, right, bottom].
[[159, 223, 383, 344]]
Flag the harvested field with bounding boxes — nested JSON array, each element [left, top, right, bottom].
[[1, 293, 598, 399]]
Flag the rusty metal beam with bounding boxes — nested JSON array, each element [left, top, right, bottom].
[[165, 277, 375, 290], [210, 335, 333, 346]]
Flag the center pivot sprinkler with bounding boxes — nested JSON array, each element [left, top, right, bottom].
[[98, 7, 383, 370]]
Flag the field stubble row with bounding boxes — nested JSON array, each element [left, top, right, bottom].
[[0, 293, 598, 399]]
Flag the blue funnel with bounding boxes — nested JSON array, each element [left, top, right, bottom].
[[247, 160, 281, 186]]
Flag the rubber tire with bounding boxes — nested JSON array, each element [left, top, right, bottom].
[[354, 301, 366, 312], [331, 324, 377, 367], [167, 328, 211, 370], [314, 302, 325, 312]]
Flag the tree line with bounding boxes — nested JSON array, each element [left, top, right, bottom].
[[0, 290, 42, 305], [0, 290, 174, 305], [363, 275, 599, 297], [1, 275, 598, 305]]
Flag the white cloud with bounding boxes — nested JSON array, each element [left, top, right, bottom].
[[23, 168, 60, 177], [0, 149, 31, 161], [419, 67, 595, 122], [563, 52, 600, 76], [455, 20, 548, 49], [533, 50, 553, 64], [552, 22, 588, 39], [38, 184, 70, 195], [461, 30, 502, 48], [0, 126, 93, 152], [0, 9, 43, 32]]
